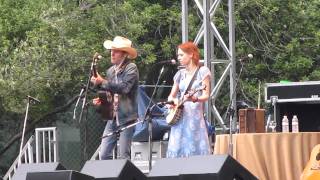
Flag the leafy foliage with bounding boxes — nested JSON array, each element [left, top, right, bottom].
[[0, 0, 320, 175], [0, 0, 181, 174], [235, 0, 320, 105]]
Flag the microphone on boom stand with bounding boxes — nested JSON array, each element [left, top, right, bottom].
[[226, 53, 253, 155], [142, 64, 167, 171], [19, 95, 40, 165], [156, 59, 177, 65]]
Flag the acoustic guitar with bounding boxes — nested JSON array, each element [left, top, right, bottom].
[[92, 52, 114, 120], [166, 85, 206, 125], [301, 144, 320, 180]]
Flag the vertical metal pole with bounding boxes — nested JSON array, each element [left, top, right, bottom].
[[228, 0, 236, 155], [229, 0, 236, 127], [53, 128, 58, 162], [148, 115, 153, 171], [48, 130, 52, 162], [36, 129, 40, 163], [42, 131, 46, 162], [27, 141, 33, 163], [203, 0, 212, 124], [182, 0, 188, 42], [203, 0, 211, 71], [209, 0, 215, 126]]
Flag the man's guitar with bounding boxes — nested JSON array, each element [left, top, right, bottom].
[[95, 90, 114, 120], [166, 85, 206, 125], [301, 144, 320, 180], [91, 52, 114, 120]]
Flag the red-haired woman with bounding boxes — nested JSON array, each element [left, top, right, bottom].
[[166, 42, 212, 158]]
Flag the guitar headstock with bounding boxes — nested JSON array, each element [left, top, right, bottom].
[[93, 52, 102, 61], [92, 52, 102, 77]]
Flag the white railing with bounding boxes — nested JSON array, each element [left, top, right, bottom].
[[3, 127, 58, 180], [35, 127, 58, 163], [3, 136, 34, 180], [90, 145, 100, 160], [90, 144, 118, 160]]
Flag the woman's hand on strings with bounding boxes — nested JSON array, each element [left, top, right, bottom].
[[166, 98, 179, 109]]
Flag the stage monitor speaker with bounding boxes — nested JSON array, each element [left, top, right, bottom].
[[148, 155, 257, 180], [26, 170, 94, 180], [276, 102, 320, 132], [12, 162, 65, 180], [81, 159, 147, 180]]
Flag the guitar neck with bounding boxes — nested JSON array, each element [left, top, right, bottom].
[[92, 65, 98, 77], [92, 59, 98, 77], [177, 86, 205, 107]]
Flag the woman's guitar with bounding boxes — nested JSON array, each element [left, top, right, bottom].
[[301, 144, 320, 180], [166, 85, 206, 125]]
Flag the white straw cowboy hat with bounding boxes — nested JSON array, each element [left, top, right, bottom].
[[103, 36, 137, 59]]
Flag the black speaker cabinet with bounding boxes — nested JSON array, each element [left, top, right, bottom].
[[265, 81, 320, 102], [276, 102, 320, 132], [148, 155, 257, 180], [12, 162, 66, 180], [26, 170, 94, 180], [81, 159, 147, 180], [264, 81, 320, 132]]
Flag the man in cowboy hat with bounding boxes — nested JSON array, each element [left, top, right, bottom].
[[91, 36, 139, 160]]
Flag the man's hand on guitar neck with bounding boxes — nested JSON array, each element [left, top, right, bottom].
[[91, 72, 107, 86]]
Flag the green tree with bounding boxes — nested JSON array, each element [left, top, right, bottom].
[[235, 0, 320, 106], [0, 0, 181, 174], [1, 0, 320, 175]]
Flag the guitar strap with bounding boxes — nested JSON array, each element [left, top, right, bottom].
[[180, 67, 200, 101], [113, 59, 130, 125]]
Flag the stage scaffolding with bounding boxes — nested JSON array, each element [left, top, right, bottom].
[[181, 0, 236, 131]]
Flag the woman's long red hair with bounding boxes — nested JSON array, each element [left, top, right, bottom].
[[178, 42, 200, 65]]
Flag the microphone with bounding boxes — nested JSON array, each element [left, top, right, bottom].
[[157, 100, 175, 106], [27, 95, 40, 103], [239, 54, 253, 62], [156, 59, 177, 65]]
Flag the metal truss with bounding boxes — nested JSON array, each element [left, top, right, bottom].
[[181, 0, 236, 131]]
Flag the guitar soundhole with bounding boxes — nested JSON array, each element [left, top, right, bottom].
[[316, 152, 320, 161]]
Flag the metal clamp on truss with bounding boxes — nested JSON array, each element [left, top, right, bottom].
[[270, 96, 278, 129]]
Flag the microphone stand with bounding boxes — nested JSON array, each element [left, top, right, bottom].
[[142, 65, 165, 171], [226, 60, 245, 156], [73, 88, 85, 120], [100, 66, 165, 165], [73, 56, 97, 161], [77, 57, 97, 123], [18, 96, 38, 165]]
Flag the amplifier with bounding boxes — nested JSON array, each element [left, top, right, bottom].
[[131, 141, 168, 161], [265, 81, 320, 103], [131, 141, 168, 173]]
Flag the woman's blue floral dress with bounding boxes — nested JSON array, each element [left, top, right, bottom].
[[166, 66, 212, 158]]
